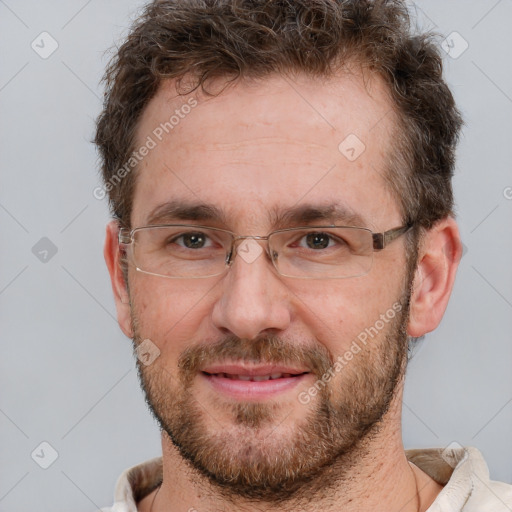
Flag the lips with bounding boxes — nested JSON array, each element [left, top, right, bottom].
[[200, 363, 310, 400]]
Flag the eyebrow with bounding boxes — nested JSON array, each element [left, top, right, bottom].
[[145, 200, 368, 230], [146, 201, 229, 226], [269, 203, 367, 230]]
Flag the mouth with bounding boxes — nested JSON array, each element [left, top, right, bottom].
[[200, 364, 311, 400], [203, 372, 303, 381]]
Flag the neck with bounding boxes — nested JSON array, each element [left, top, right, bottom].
[[142, 386, 443, 512]]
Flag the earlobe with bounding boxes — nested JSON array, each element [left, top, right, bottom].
[[104, 220, 133, 338], [407, 217, 462, 338]]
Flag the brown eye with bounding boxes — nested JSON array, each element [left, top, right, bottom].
[[304, 232, 332, 250], [178, 232, 207, 249]]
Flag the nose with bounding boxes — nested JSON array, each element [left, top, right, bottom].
[[211, 239, 292, 340]]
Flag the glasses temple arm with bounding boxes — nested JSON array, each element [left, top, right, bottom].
[[372, 224, 413, 250], [118, 227, 132, 244]]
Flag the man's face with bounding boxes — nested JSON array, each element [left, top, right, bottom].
[[124, 71, 413, 500]]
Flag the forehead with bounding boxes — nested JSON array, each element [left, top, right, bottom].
[[131, 70, 400, 230]]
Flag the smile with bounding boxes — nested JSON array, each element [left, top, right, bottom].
[[200, 364, 310, 400]]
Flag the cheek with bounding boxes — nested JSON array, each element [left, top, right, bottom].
[[129, 276, 216, 358], [290, 277, 402, 357]]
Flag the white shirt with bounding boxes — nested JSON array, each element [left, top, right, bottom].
[[101, 446, 512, 511]]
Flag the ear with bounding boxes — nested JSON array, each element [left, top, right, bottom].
[[104, 220, 133, 338], [407, 217, 462, 337]]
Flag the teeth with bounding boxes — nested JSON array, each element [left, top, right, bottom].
[[212, 372, 292, 381]]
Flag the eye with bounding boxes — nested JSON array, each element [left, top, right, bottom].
[[298, 231, 345, 250], [304, 232, 330, 250], [171, 231, 213, 249]]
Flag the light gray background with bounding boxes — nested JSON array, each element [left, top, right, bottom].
[[0, 1, 511, 510]]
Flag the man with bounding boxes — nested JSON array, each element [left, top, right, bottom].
[[96, 1, 512, 511]]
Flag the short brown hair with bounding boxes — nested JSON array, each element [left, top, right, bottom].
[[94, 0, 462, 231]]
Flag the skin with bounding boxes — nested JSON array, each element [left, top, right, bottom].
[[104, 69, 462, 512]]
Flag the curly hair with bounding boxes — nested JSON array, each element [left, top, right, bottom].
[[94, 0, 462, 232]]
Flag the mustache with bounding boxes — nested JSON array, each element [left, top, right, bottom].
[[177, 335, 334, 381]]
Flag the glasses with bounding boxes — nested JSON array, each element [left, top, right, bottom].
[[118, 223, 413, 280]]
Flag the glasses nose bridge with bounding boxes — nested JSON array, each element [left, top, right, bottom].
[[227, 233, 273, 266]]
